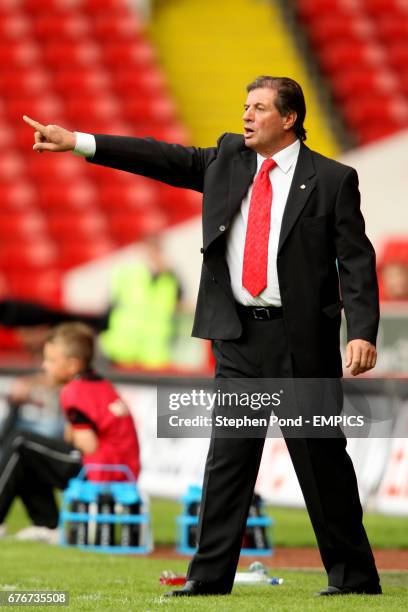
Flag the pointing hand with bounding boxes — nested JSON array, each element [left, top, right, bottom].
[[22, 115, 76, 153]]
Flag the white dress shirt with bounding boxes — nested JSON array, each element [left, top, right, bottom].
[[227, 139, 300, 306], [73, 133, 301, 306]]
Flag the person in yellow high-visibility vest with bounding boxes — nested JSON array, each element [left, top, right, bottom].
[[99, 238, 181, 369]]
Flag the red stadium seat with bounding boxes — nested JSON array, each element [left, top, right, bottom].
[[32, 13, 91, 40], [387, 42, 408, 71], [0, 181, 38, 210], [24, 0, 82, 12], [98, 179, 159, 211], [58, 239, 117, 269], [53, 67, 111, 95], [343, 95, 408, 129], [0, 13, 30, 39], [297, 0, 359, 20], [0, 211, 47, 241], [357, 123, 402, 145], [0, 67, 52, 97], [82, 0, 130, 14], [0, 239, 58, 271], [5, 94, 64, 122], [102, 41, 155, 67], [7, 270, 63, 305], [42, 41, 101, 68], [26, 154, 85, 183], [365, 0, 408, 17], [0, 40, 41, 66], [307, 15, 373, 47], [319, 40, 386, 74], [112, 67, 166, 96], [92, 14, 143, 40], [64, 95, 121, 123], [331, 69, 401, 101], [36, 179, 98, 210], [376, 17, 408, 43], [122, 96, 177, 124], [109, 209, 168, 243], [47, 210, 110, 241], [0, 151, 26, 180]]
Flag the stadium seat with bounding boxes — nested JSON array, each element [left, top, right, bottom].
[[0, 211, 47, 241], [102, 41, 155, 67], [122, 97, 177, 124], [98, 180, 159, 211], [36, 179, 98, 211], [343, 96, 408, 129], [0, 239, 58, 270], [31, 13, 91, 40], [0, 67, 51, 97], [47, 210, 110, 242], [364, 0, 408, 17], [307, 15, 373, 47], [376, 17, 408, 43], [319, 40, 386, 74], [109, 209, 168, 243], [0, 181, 37, 210], [297, 0, 359, 20], [112, 67, 166, 96], [42, 41, 101, 68], [7, 270, 63, 305], [53, 67, 111, 95], [331, 69, 401, 101], [0, 13, 30, 40], [387, 42, 408, 71], [92, 14, 143, 40], [5, 94, 64, 122], [58, 239, 117, 269], [0, 151, 26, 180], [0, 40, 41, 66]]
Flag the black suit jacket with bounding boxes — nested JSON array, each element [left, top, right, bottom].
[[89, 133, 379, 376]]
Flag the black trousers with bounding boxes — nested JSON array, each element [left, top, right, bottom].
[[187, 315, 380, 592], [0, 430, 82, 528]]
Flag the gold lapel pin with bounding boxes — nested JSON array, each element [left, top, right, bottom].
[[300, 184, 306, 189]]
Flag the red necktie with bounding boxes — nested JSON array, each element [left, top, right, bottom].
[[242, 158, 277, 297]]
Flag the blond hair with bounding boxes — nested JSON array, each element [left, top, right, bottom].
[[47, 322, 95, 369]]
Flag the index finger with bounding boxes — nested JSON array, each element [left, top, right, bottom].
[[22, 115, 46, 133]]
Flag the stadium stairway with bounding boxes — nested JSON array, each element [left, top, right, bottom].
[[149, 0, 340, 156]]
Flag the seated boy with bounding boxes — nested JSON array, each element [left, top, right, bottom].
[[0, 322, 140, 543]]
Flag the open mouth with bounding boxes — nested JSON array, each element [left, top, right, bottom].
[[244, 127, 255, 137]]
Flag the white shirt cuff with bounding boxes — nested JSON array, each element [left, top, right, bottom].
[[73, 132, 96, 158]]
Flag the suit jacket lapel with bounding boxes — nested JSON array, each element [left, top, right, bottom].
[[228, 147, 257, 220], [278, 144, 316, 254]]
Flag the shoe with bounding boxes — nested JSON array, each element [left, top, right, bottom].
[[15, 526, 60, 545], [165, 580, 230, 597], [316, 583, 382, 596]]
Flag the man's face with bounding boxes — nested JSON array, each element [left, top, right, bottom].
[[243, 87, 295, 154], [42, 341, 78, 385]]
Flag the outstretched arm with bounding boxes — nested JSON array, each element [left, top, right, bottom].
[[22, 115, 218, 192]]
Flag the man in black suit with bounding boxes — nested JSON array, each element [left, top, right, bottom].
[[23, 76, 381, 597]]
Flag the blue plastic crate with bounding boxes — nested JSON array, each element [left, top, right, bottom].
[[59, 464, 152, 554], [176, 484, 274, 556]]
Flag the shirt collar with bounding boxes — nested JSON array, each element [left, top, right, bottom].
[[256, 139, 301, 174]]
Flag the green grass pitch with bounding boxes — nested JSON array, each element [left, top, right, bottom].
[[1, 498, 407, 610]]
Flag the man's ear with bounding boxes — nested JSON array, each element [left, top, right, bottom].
[[283, 110, 297, 131], [68, 356, 84, 377]]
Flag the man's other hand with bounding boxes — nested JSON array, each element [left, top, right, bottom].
[[345, 339, 377, 376], [23, 115, 76, 153]]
